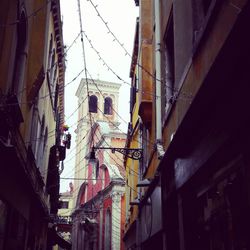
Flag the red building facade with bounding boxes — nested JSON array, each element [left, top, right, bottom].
[[72, 122, 126, 250]]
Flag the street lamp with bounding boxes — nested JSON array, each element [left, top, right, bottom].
[[86, 148, 100, 179], [90, 146, 143, 161], [87, 146, 142, 178], [88, 149, 99, 166]]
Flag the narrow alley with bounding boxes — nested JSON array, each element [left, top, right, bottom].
[[1, 0, 250, 250]]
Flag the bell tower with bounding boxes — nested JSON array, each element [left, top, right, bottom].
[[73, 78, 122, 205]]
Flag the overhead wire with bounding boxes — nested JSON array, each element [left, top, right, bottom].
[[86, 0, 193, 100], [0, 0, 51, 27], [77, 0, 95, 149], [60, 117, 140, 195], [90, 121, 140, 178], [57, 94, 141, 184], [0, 32, 82, 109], [60, 78, 141, 180], [0, 0, 135, 229], [81, 30, 159, 99], [76, 76, 150, 193], [40, 126, 90, 177], [64, 0, 101, 188], [58, 0, 141, 221], [64, 95, 88, 121]]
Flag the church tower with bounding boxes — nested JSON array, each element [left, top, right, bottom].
[[73, 78, 122, 205]]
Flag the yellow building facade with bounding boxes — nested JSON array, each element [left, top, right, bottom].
[[0, 0, 67, 249], [125, 0, 250, 249]]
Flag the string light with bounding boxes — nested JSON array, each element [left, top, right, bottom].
[[86, 0, 193, 100], [82, 28, 192, 101]]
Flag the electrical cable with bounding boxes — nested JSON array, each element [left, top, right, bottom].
[[77, 0, 95, 149], [86, 0, 193, 100], [0, 33, 81, 110], [0, 0, 52, 27], [58, 2, 143, 227], [81, 30, 159, 99]]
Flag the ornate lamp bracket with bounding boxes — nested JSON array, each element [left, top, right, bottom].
[[93, 147, 143, 160]]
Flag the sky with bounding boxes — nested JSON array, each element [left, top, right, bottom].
[[59, 0, 139, 192]]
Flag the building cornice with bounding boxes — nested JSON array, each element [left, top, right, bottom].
[[51, 0, 65, 127]]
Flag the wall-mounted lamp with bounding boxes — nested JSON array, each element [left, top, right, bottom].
[[87, 146, 142, 179], [90, 146, 143, 160], [86, 148, 100, 179], [89, 149, 98, 165]]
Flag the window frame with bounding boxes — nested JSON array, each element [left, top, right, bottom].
[[192, 0, 219, 53], [60, 201, 69, 209], [12, 9, 28, 101], [89, 95, 98, 113], [104, 97, 113, 115]]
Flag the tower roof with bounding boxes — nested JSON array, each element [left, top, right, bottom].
[[75, 78, 121, 98]]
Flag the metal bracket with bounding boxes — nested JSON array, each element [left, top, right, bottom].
[[94, 147, 143, 160]]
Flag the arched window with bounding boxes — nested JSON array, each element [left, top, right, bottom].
[[47, 34, 53, 70], [104, 209, 111, 250], [92, 162, 97, 185], [104, 97, 113, 115], [52, 65, 57, 88], [50, 49, 56, 84], [80, 187, 86, 205], [37, 115, 46, 170], [43, 127, 48, 153], [89, 95, 98, 113], [104, 167, 110, 188]]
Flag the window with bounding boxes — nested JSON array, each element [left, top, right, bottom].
[[92, 162, 97, 184], [47, 34, 53, 70], [52, 64, 57, 91], [192, 0, 217, 44], [130, 77, 137, 114], [43, 127, 48, 153], [104, 97, 113, 115], [30, 103, 39, 156], [49, 49, 56, 84], [104, 209, 111, 250], [60, 201, 69, 209], [12, 10, 27, 101], [89, 95, 98, 113], [47, 38, 58, 105], [141, 125, 150, 176], [163, 12, 175, 116], [36, 115, 46, 169], [104, 167, 110, 188], [54, 83, 59, 110], [182, 164, 249, 250]]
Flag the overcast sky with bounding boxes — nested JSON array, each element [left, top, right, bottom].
[[60, 0, 138, 192]]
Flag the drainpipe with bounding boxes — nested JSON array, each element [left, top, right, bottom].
[[154, 0, 165, 159]]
